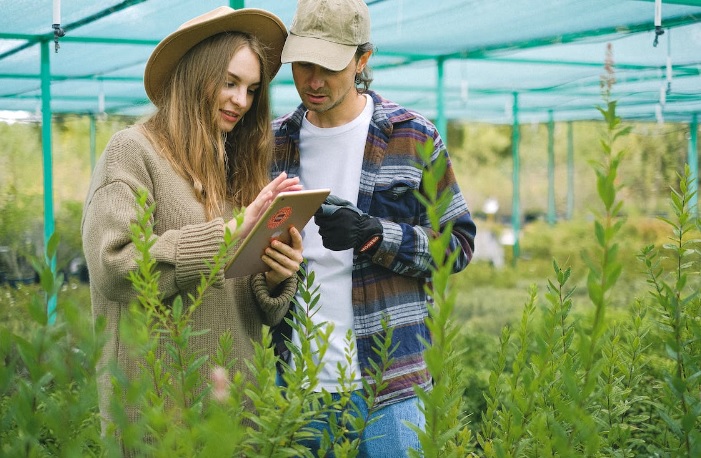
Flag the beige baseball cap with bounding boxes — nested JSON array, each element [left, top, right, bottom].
[[281, 0, 370, 72]]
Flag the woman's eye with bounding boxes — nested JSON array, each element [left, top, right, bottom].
[[226, 81, 236, 88]]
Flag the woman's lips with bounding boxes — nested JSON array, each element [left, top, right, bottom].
[[220, 109, 239, 122]]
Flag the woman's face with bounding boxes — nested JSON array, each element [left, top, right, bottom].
[[217, 45, 261, 132]]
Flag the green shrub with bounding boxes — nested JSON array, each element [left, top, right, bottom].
[[0, 234, 105, 456], [1, 78, 699, 454], [470, 56, 701, 457]]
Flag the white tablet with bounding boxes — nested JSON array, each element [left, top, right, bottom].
[[224, 188, 330, 278]]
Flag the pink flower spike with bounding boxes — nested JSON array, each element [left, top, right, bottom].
[[211, 366, 230, 403]]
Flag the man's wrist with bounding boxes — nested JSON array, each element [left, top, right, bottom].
[[356, 216, 383, 254]]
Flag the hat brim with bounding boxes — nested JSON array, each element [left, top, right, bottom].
[[281, 33, 357, 72], [145, 8, 287, 104]]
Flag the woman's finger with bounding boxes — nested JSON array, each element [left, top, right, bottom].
[[261, 255, 296, 286], [273, 178, 301, 196], [262, 227, 304, 286], [288, 226, 303, 251], [262, 172, 289, 194], [237, 190, 273, 238], [265, 241, 301, 270]]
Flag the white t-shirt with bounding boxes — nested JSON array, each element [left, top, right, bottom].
[[291, 94, 373, 391]]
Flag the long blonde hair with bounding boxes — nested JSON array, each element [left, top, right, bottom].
[[143, 32, 273, 219]]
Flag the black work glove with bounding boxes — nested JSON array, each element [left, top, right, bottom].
[[314, 195, 383, 254]]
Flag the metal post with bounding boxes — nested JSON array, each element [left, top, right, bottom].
[[689, 114, 698, 216], [41, 40, 57, 324], [566, 121, 574, 220], [229, 0, 245, 9], [511, 92, 520, 262], [436, 56, 447, 145], [547, 110, 556, 225]]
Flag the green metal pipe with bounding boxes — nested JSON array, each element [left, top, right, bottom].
[[511, 93, 521, 262], [547, 110, 556, 225], [0, 0, 148, 60], [689, 114, 698, 215], [436, 56, 447, 143], [566, 122, 574, 220], [40, 40, 57, 324]]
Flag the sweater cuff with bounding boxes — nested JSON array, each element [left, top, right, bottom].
[[175, 218, 226, 290], [252, 273, 297, 326]]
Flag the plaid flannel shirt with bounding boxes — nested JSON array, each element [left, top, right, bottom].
[[272, 90, 476, 407]]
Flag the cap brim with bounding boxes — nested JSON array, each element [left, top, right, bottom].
[[145, 8, 287, 104], [281, 34, 357, 72]]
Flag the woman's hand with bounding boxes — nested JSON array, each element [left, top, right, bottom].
[[226, 172, 302, 238], [262, 226, 303, 291]]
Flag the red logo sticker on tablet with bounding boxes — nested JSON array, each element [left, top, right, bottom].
[[268, 206, 292, 229]]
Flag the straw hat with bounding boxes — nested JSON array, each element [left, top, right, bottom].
[[144, 6, 287, 104]]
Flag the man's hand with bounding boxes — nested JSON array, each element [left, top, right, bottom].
[[314, 195, 383, 254]]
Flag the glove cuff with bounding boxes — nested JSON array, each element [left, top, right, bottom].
[[357, 216, 383, 254]]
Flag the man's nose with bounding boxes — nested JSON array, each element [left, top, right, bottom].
[[308, 68, 325, 90]]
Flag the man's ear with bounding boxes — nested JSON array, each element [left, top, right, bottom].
[[356, 50, 372, 73]]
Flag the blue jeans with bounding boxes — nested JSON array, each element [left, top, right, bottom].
[[301, 390, 424, 457]]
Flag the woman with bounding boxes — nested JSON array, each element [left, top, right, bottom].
[[81, 6, 300, 433]]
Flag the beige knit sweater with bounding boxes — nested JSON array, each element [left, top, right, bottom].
[[81, 126, 296, 429]]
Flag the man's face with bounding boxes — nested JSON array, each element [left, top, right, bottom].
[[291, 58, 358, 119]]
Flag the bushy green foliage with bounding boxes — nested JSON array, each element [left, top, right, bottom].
[[0, 136, 473, 457], [1, 75, 700, 455], [471, 54, 701, 457], [0, 233, 105, 456], [411, 140, 475, 457], [638, 165, 701, 456], [3, 141, 701, 456]]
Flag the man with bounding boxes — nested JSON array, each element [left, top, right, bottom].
[[271, 0, 476, 455]]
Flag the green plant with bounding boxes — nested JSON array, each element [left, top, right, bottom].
[[411, 140, 475, 457], [3, 91, 700, 456], [638, 165, 701, 456], [244, 267, 329, 458], [265, 264, 396, 457], [0, 232, 105, 456], [475, 43, 646, 457], [102, 189, 241, 456]]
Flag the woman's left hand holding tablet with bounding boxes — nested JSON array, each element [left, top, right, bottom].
[[262, 226, 303, 290]]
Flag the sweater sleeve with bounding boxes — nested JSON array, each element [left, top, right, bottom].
[[81, 129, 227, 305], [82, 180, 227, 304], [250, 273, 297, 326]]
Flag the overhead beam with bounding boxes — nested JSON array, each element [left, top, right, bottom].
[[637, 0, 701, 6], [370, 14, 701, 67], [463, 56, 701, 76], [0, 33, 158, 47], [0, 0, 147, 60], [0, 74, 144, 82]]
